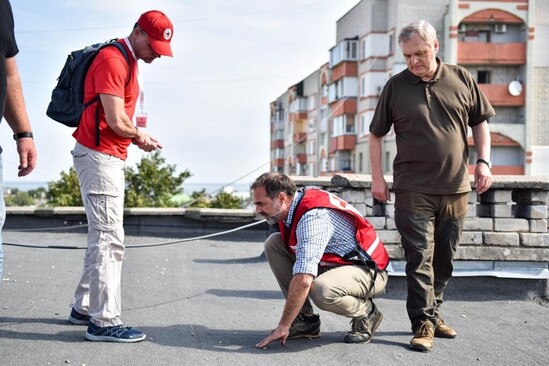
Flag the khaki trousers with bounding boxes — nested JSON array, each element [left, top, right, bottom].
[[71, 142, 126, 327], [264, 233, 387, 318]]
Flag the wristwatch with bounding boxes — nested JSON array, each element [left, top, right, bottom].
[[476, 158, 492, 169], [13, 131, 34, 140]]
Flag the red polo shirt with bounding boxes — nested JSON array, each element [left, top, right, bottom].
[[73, 40, 138, 160]]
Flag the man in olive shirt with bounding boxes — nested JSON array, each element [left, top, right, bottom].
[[369, 20, 494, 352]]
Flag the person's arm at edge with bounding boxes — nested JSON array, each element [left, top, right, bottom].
[[369, 133, 390, 201], [3, 57, 36, 177], [472, 121, 492, 194]]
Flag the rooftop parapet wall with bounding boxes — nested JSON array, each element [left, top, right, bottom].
[[292, 174, 549, 263], [5, 175, 549, 264]]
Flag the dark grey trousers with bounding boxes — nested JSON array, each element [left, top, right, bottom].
[[394, 190, 468, 331]]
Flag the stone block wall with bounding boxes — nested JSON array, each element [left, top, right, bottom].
[[292, 174, 549, 263]]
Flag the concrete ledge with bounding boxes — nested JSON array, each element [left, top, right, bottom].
[[389, 260, 549, 279]]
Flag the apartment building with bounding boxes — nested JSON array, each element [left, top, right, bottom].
[[269, 0, 548, 177]]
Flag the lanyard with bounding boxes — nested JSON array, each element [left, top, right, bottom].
[[124, 37, 145, 112]]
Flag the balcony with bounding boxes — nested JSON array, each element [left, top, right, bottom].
[[458, 42, 525, 65], [331, 61, 358, 82], [330, 98, 357, 117], [271, 139, 284, 149], [468, 164, 524, 175], [289, 111, 308, 122], [478, 84, 525, 107], [293, 132, 307, 144], [272, 158, 285, 168], [329, 135, 357, 154]]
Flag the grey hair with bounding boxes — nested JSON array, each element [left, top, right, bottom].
[[398, 20, 437, 44]]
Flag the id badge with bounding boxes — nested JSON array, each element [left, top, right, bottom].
[[136, 112, 148, 128]]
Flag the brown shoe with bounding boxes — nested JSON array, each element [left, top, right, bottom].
[[435, 318, 457, 338], [410, 321, 434, 352]]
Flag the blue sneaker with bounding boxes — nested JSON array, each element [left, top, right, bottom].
[[85, 322, 146, 343], [68, 308, 91, 325]]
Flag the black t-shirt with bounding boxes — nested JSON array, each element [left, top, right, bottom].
[[0, 0, 19, 120]]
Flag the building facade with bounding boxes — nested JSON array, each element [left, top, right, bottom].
[[269, 0, 549, 177]]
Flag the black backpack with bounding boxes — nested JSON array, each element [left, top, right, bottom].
[[46, 39, 130, 145]]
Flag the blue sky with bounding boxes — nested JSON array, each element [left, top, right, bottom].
[[2, 0, 359, 187]]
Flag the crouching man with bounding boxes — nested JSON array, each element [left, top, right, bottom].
[[252, 172, 390, 348]]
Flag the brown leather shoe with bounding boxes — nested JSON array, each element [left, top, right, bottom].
[[410, 321, 434, 352], [435, 318, 457, 338]]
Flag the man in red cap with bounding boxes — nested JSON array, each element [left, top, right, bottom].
[[68, 10, 173, 343]]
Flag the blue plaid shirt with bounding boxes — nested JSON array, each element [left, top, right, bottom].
[[284, 190, 359, 276]]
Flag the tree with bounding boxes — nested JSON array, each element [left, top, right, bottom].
[[46, 167, 83, 206], [125, 151, 191, 207], [210, 191, 243, 209], [46, 152, 191, 207], [187, 189, 211, 208], [4, 188, 36, 206]]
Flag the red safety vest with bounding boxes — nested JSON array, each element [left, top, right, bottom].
[[279, 189, 390, 271]]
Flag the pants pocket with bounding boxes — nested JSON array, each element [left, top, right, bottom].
[[71, 149, 88, 158], [86, 194, 121, 232]]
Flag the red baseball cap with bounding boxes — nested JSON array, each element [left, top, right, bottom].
[[137, 10, 174, 57]]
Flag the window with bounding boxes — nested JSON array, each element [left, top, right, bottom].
[[320, 132, 328, 146], [308, 118, 316, 132], [358, 152, 363, 173], [307, 140, 317, 155], [333, 115, 355, 136], [308, 95, 316, 110], [330, 39, 359, 66], [359, 111, 374, 136], [359, 113, 367, 136], [276, 106, 284, 122], [478, 70, 491, 84]]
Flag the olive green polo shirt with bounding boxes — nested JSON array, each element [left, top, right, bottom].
[[369, 58, 495, 194]]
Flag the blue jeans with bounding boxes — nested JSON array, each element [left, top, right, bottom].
[[0, 155, 5, 281]]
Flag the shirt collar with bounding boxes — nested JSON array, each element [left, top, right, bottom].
[[405, 56, 443, 84], [284, 190, 303, 227]]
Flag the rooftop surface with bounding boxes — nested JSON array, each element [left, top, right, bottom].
[[1, 230, 548, 366]]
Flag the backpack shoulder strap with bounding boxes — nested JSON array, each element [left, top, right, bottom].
[[91, 40, 133, 146], [102, 40, 132, 84]]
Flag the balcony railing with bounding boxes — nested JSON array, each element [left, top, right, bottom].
[[329, 135, 357, 153], [331, 61, 358, 82], [270, 139, 284, 149], [272, 158, 285, 168], [458, 42, 526, 65], [289, 111, 308, 122], [478, 84, 525, 107], [293, 132, 307, 144], [330, 98, 357, 117]]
